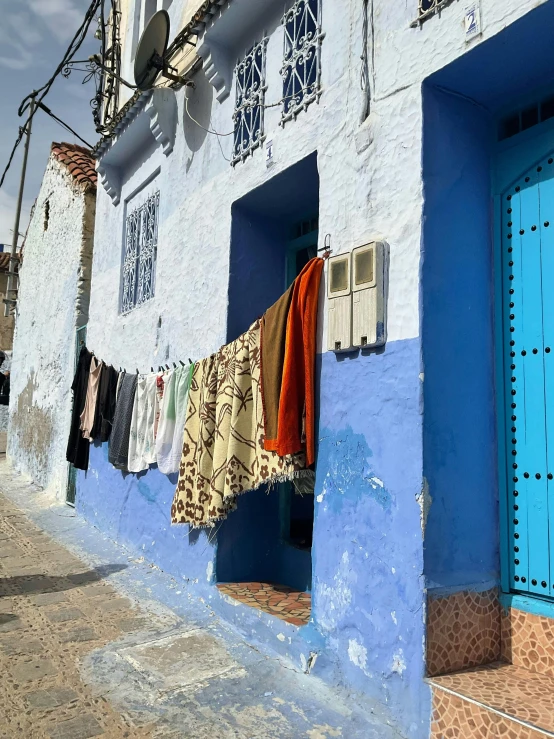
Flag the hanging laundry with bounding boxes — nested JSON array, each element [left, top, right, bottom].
[[153, 371, 165, 440], [261, 282, 294, 449], [80, 357, 103, 442], [272, 257, 324, 466], [108, 372, 137, 471], [156, 364, 193, 475], [67, 346, 93, 471], [171, 321, 307, 528], [128, 372, 158, 473], [91, 364, 119, 442]]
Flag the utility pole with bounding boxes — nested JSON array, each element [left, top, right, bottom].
[[5, 95, 35, 318]]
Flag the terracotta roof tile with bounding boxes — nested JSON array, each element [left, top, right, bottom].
[[51, 142, 97, 191]]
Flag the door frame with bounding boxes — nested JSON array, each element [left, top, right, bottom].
[[493, 118, 554, 601]]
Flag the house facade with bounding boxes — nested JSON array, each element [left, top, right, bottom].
[[9, 143, 96, 500], [68, 0, 554, 736]]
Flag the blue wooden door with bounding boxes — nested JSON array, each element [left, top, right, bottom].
[[501, 152, 554, 597]]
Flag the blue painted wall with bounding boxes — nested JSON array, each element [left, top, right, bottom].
[[77, 338, 429, 737], [421, 84, 499, 592], [312, 341, 428, 737], [77, 443, 216, 589]]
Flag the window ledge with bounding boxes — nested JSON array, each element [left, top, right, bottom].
[[197, 0, 282, 103], [96, 89, 177, 205]]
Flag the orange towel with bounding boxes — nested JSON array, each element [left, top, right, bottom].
[[273, 257, 324, 466]]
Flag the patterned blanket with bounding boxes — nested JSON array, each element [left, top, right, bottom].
[[171, 320, 307, 528]]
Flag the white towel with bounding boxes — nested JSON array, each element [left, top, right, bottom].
[[128, 372, 159, 473], [156, 364, 192, 475]]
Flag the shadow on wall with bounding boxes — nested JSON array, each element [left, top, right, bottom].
[[183, 70, 214, 171]]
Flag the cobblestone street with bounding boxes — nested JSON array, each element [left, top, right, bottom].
[[0, 462, 399, 739]]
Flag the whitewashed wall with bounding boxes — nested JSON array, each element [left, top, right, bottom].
[[8, 158, 95, 499]]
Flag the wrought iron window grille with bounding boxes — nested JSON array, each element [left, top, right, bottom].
[[232, 38, 268, 166], [121, 192, 160, 314], [411, 0, 456, 27], [281, 0, 324, 126]]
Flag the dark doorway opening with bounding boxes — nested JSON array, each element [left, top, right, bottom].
[[217, 153, 319, 608]]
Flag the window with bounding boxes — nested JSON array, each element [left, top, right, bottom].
[[281, 0, 323, 125], [232, 39, 268, 165], [415, 0, 455, 24], [43, 200, 50, 231], [498, 94, 554, 141], [121, 191, 159, 314]]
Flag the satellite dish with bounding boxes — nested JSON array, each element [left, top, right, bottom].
[[134, 10, 170, 91], [90, 9, 192, 95]]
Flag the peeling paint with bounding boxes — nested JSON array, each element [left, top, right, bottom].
[[347, 639, 368, 672]]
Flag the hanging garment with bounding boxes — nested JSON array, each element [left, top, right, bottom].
[[108, 372, 137, 471], [80, 357, 102, 441], [171, 321, 307, 528], [128, 372, 158, 473], [154, 372, 165, 440], [261, 282, 294, 448], [273, 257, 324, 466], [66, 346, 93, 471], [116, 371, 124, 403], [156, 364, 193, 475], [91, 364, 119, 442]]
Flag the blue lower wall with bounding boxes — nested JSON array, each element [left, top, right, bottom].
[[76, 337, 429, 737]]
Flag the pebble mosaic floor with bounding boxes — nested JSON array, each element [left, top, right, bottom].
[[216, 582, 311, 626]]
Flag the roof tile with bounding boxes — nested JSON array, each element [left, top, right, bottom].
[[50, 142, 97, 190]]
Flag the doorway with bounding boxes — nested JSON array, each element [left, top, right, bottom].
[[216, 154, 319, 607], [495, 113, 554, 601]]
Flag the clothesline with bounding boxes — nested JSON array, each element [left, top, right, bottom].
[[87, 354, 195, 377], [67, 257, 325, 530]]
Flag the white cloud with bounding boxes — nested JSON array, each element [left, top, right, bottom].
[[28, 0, 84, 42]]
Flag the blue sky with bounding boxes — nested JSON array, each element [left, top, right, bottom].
[[0, 0, 99, 246]]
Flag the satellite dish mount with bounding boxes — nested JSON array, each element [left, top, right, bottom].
[[134, 10, 192, 91], [90, 10, 192, 92]]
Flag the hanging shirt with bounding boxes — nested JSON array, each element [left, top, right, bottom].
[[128, 372, 158, 473], [91, 364, 119, 442], [156, 364, 193, 475], [80, 357, 102, 442], [66, 346, 93, 471], [108, 372, 137, 471]]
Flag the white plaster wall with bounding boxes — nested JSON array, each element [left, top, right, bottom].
[[89, 0, 426, 371], [8, 158, 95, 499], [98, 0, 548, 369]]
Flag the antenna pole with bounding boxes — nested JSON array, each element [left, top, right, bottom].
[[5, 94, 35, 318]]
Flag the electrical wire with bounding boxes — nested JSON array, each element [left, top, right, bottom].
[[184, 85, 322, 140], [0, 0, 105, 190], [360, 0, 371, 121], [37, 102, 93, 149]]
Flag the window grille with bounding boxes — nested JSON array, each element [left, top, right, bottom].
[[413, 0, 456, 25], [121, 192, 159, 314], [281, 0, 324, 125], [232, 39, 268, 166]]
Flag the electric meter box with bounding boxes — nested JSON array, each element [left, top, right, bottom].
[[327, 252, 352, 353], [326, 241, 387, 353], [352, 241, 387, 349]]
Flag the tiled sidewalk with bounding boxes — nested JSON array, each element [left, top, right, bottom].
[[0, 495, 157, 738], [217, 582, 311, 625]]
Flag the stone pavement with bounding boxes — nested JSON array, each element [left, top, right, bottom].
[[0, 461, 403, 739]]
